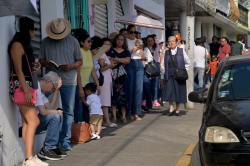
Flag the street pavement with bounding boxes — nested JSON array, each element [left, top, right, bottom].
[[48, 104, 203, 166]]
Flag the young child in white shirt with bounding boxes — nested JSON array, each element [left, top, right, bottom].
[[84, 83, 103, 140]]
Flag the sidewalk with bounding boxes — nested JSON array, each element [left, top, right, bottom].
[[48, 104, 203, 166]]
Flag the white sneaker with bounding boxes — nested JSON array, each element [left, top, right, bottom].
[[91, 133, 97, 140], [22, 156, 47, 166], [96, 134, 101, 140], [22, 160, 32, 166], [33, 155, 49, 166]]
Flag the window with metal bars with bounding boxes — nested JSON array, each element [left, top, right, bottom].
[[65, 0, 89, 31], [238, 4, 248, 27]]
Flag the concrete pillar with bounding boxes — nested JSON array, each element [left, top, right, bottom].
[[121, 0, 136, 16], [201, 23, 208, 38], [222, 29, 227, 37], [207, 23, 214, 43], [172, 21, 179, 36], [248, 10, 250, 29], [195, 20, 201, 38], [180, 11, 187, 39], [40, 0, 64, 39], [107, 0, 116, 33], [185, 16, 195, 109], [88, 0, 95, 37], [0, 16, 23, 166]]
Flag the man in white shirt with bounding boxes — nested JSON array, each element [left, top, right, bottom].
[[193, 38, 210, 88]]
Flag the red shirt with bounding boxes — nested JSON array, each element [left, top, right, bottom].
[[217, 44, 231, 61], [209, 61, 218, 75]]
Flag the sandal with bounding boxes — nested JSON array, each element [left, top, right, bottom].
[[135, 115, 142, 121]]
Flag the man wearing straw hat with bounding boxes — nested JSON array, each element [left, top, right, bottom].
[[39, 18, 82, 151]]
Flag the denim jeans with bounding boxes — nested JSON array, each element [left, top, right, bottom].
[[151, 76, 160, 101], [74, 85, 83, 122], [127, 60, 144, 116], [37, 113, 62, 150], [143, 74, 152, 109], [59, 85, 76, 148], [194, 67, 205, 88]]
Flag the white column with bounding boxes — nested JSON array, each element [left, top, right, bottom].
[[179, 11, 187, 39], [186, 16, 195, 109], [40, 0, 64, 39], [195, 20, 201, 38], [207, 23, 214, 43]]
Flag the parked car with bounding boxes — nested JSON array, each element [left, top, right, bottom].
[[189, 56, 250, 165]]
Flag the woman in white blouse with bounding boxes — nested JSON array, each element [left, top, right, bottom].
[[126, 24, 145, 120]]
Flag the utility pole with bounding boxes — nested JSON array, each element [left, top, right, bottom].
[[186, 0, 195, 109]]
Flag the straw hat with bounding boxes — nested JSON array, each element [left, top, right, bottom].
[[46, 18, 71, 40]]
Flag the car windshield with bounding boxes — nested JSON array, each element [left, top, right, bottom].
[[217, 62, 250, 101]]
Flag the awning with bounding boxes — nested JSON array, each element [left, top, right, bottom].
[[115, 15, 165, 30], [0, 0, 38, 17]]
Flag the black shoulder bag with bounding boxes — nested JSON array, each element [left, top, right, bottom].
[[145, 60, 160, 77], [170, 54, 188, 81]]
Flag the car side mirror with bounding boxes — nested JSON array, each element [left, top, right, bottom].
[[188, 90, 207, 103]]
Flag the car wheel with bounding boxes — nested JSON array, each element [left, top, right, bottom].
[[190, 144, 202, 166]]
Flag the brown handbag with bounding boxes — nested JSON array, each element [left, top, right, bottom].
[[71, 122, 91, 144]]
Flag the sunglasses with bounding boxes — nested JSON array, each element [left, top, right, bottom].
[[130, 31, 136, 34]]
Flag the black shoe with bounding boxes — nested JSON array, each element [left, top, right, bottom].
[[168, 111, 176, 116], [174, 111, 181, 116], [38, 147, 62, 161], [53, 148, 67, 157]]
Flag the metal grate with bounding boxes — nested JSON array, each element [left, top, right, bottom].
[[66, 0, 89, 31], [115, 0, 125, 31], [94, 4, 108, 38]]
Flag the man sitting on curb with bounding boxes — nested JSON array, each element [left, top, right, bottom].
[[35, 71, 67, 160]]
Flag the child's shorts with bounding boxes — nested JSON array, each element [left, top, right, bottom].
[[90, 114, 103, 126]]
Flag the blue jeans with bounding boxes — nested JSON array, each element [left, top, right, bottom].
[[74, 86, 83, 122], [143, 75, 152, 109], [127, 60, 144, 116], [59, 85, 76, 148], [194, 67, 205, 88], [151, 76, 160, 101], [37, 113, 62, 150]]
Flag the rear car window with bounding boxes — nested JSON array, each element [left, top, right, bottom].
[[217, 62, 250, 101]]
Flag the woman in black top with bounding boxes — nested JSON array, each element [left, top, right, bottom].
[[8, 17, 46, 165], [107, 34, 131, 123]]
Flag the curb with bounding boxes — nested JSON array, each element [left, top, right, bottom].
[[176, 143, 196, 166]]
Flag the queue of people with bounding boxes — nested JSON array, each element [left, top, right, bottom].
[[9, 17, 194, 166]]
